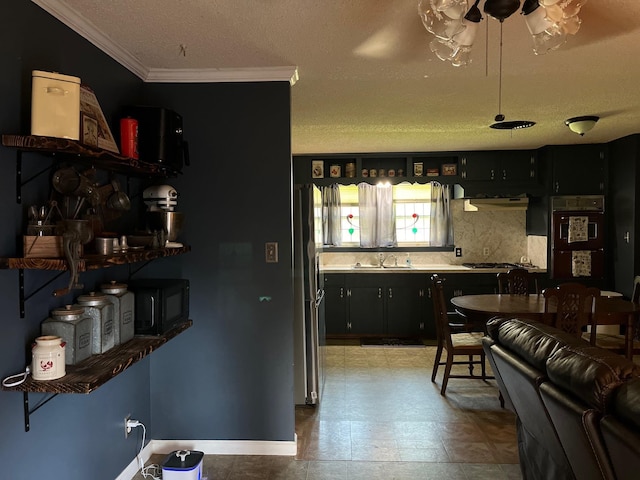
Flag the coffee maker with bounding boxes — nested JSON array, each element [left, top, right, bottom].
[[143, 185, 184, 247]]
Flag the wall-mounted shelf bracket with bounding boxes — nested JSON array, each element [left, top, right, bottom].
[[23, 392, 58, 432], [15, 151, 56, 204], [19, 269, 66, 319]]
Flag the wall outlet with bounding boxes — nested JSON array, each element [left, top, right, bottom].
[[455, 247, 462, 257], [124, 414, 131, 438], [265, 242, 278, 263], [483, 247, 490, 256]]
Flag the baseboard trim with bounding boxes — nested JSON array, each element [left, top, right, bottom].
[[114, 442, 155, 480], [116, 436, 297, 479]]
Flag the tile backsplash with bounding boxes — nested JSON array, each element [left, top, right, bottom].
[[320, 199, 548, 268]]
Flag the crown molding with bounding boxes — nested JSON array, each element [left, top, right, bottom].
[[32, 0, 149, 79], [31, 0, 300, 86], [145, 67, 299, 85]]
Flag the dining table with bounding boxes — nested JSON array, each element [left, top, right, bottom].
[[450, 290, 624, 323], [450, 293, 551, 323]]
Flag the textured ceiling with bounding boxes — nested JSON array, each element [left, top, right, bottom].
[[34, 0, 640, 155]]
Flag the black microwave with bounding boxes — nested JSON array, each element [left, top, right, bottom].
[[128, 279, 190, 335]]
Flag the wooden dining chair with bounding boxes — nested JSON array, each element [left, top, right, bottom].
[[588, 296, 640, 360], [496, 268, 538, 295], [542, 283, 600, 338], [430, 274, 490, 396]]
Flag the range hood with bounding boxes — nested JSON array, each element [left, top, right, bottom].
[[463, 197, 529, 211]]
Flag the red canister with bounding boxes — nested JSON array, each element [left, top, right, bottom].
[[120, 117, 138, 159]]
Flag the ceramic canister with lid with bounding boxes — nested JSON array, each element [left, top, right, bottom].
[[31, 335, 66, 380], [41, 305, 92, 365], [100, 281, 135, 345], [76, 292, 115, 355]]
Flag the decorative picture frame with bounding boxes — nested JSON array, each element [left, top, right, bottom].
[[312, 160, 324, 179], [413, 162, 424, 177], [80, 113, 99, 148], [442, 163, 457, 176]]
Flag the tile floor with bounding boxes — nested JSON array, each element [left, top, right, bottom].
[[133, 342, 522, 479]]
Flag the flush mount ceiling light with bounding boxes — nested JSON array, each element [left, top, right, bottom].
[[565, 115, 599, 135], [418, 0, 588, 67]]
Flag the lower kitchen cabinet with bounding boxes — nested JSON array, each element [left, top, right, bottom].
[[323, 275, 348, 335], [323, 273, 431, 338]]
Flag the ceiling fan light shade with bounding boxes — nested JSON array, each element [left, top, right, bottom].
[[565, 115, 599, 135], [418, 0, 466, 39], [453, 18, 480, 47], [524, 8, 566, 54]]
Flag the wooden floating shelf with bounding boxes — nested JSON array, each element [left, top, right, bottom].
[[2, 320, 193, 394], [0, 245, 191, 271], [2, 134, 174, 177]]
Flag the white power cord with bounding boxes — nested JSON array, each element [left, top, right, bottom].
[[2, 366, 30, 387], [127, 420, 161, 480]]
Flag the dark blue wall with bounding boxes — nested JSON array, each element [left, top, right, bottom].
[[140, 82, 294, 441], [0, 3, 294, 479]]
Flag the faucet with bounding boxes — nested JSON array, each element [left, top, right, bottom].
[[379, 253, 398, 267]]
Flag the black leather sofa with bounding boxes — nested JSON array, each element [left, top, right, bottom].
[[483, 317, 640, 480]]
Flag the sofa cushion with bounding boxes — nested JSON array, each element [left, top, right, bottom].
[[610, 377, 640, 430], [486, 317, 587, 372], [546, 345, 640, 410]]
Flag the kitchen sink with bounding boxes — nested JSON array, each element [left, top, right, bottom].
[[352, 263, 413, 270]]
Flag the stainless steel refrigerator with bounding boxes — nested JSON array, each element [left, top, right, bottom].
[[293, 184, 325, 405]]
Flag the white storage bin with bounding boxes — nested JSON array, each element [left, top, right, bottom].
[[161, 450, 203, 480], [31, 70, 81, 140]]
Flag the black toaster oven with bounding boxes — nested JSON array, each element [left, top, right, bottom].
[[120, 105, 190, 174]]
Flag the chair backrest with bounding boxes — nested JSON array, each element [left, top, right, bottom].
[[431, 274, 454, 346], [543, 283, 600, 337], [497, 268, 537, 295], [632, 275, 640, 306]]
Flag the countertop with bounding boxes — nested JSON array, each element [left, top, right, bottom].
[[320, 265, 547, 274]]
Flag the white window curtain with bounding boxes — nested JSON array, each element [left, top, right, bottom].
[[358, 183, 397, 248], [322, 184, 342, 246], [429, 182, 453, 246]]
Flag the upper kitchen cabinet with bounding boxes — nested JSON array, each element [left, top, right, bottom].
[[457, 150, 542, 199], [460, 150, 537, 183], [544, 144, 607, 195]]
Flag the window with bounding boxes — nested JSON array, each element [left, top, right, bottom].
[[337, 182, 432, 246]]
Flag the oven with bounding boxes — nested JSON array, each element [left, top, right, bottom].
[[551, 196, 605, 279]]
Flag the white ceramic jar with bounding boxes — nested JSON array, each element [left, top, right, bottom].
[[31, 336, 66, 380]]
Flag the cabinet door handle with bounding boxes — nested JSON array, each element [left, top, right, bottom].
[[490, 169, 495, 180], [555, 181, 559, 193], [428, 288, 432, 299], [419, 322, 424, 330], [340, 287, 344, 298], [502, 169, 506, 180], [530, 169, 535, 178], [419, 289, 424, 297], [378, 288, 382, 298], [388, 288, 392, 299], [347, 289, 351, 297], [347, 322, 352, 331], [624, 232, 631, 243]]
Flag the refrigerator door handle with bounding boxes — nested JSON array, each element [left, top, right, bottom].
[[315, 289, 325, 308]]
